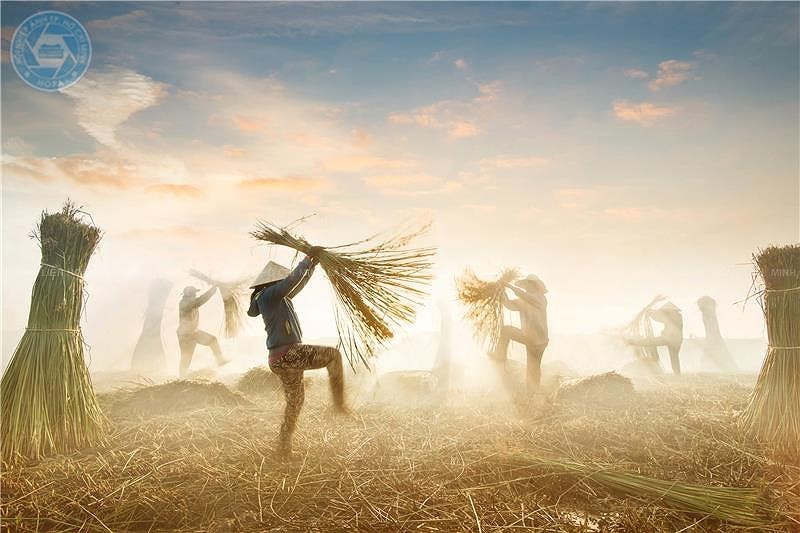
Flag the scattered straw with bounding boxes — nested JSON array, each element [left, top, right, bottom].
[[1, 374, 795, 531], [237, 366, 283, 395]]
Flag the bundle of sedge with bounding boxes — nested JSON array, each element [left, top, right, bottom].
[[189, 270, 247, 338], [250, 220, 435, 368], [1, 202, 105, 462], [456, 268, 519, 354], [742, 244, 800, 459], [503, 454, 765, 526]]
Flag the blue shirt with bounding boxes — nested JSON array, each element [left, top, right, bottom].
[[247, 257, 315, 350]]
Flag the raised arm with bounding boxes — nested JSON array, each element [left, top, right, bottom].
[[506, 283, 545, 311], [287, 261, 316, 299], [265, 256, 316, 301], [501, 289, 522, 311], [186, 286, 217, 310]]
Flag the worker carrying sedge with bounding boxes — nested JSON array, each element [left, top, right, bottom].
[[625, 301, 683, 375], [177, 285, 229, 377], [492, 274, 549, 390], [247, 249, 348, 458]]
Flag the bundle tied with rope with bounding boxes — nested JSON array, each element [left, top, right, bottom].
[[250, 219, 436, 368], [1, 202, 105, 462], [456, 268, 519, 354], [189, 270, 247, 338], [742, 244, 800, 458]]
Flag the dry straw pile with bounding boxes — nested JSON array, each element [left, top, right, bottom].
[[251, 220, 435, 368], [456, 268, 519, 353], [106, 380, 251, 417], [1, 203, 105, 462], [236, 366, 283, 395], [743, 244, 800, 458]]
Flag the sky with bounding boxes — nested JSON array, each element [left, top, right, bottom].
[[1, 2, 798, 371]]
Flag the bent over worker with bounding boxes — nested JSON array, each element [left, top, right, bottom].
[[492, 274, 549, 390], [626, 301, 683, 375], [247, 252, 347, 457], [177, 285, 228, 377]]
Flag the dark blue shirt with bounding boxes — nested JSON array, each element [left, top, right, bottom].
[[247, 257, 315, 349]]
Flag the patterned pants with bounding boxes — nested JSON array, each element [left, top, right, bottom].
[[268, 344, 345, 452]]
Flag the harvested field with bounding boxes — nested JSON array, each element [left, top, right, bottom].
[[1, 373, 798, 532]]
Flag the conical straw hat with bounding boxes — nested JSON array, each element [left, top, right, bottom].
[[250, 261, 290, 288], [516, 274, 547, 293]]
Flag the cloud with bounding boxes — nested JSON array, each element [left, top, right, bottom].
[[624, 68, 649, 79], [388, 103, 481, 137], [555, 187, 597, 209], [238, 175, 325, 191], [449, 121, 480, 138], [603, 207, 652, 220], [350, 128, 372, 148], [223, 145, 247, 158], [474, 81, 501, 103], [461, 203, 496, 214], [387, 79, 499, 138], [612, 100, 677, 126], [3, 154, 138, 188], [231, 114, 265, 132], [427, 50, 447, 64], [2, 137, 34, 156], [321, 155, 414, 173], [454, 58, 468, 70], [1, 26, 12, 64], [692, 49, 716, 60], [145, 184, 203, 197], [87, 10, 149, 30], [648, 60, 696, 91], [388, 102, 480, 138], [362, 173, 462, 196], [479, 155, 549, 170], [60, 68, 168, 148], [117, 225, 210, 241], [363, 173, 440, 188], [534, 55, 587, 73]]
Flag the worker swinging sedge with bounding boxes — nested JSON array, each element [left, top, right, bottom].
[[247, 248, 349, 458]]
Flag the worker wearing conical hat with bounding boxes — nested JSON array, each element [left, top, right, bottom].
[[247, 250, 347, 458], [177, 284, 229, 378], [626, 301, 683, 375], [494, 273, 549, 390]]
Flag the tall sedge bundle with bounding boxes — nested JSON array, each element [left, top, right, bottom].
[[456, 268, 519, 353], [251, 220, 435, 368], [742, 244, 800, 458], [505, 454, 764, 526], [1, 203, 104, 462], [131, 279, 172, 373], [189, 270, 246, 338]]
